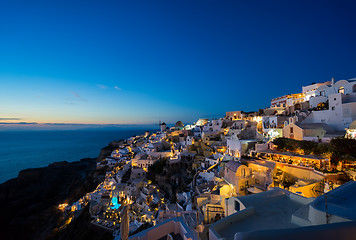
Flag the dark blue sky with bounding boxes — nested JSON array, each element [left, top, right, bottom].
[[0, 0, 355, 126]]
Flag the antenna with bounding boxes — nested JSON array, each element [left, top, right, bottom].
[[313, 189, 329, 224], [312, 180, 345, 224]]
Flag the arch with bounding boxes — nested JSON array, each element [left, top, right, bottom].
[[338, 86, 345, 94], [334, 80, 349, 87], [353, 84, 356, 93], [284, 121, 289, 127], [294, 103, 301, 110]]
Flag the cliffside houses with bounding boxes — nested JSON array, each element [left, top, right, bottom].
[[92, 118, 353, 239], [59, 76, 356, 240]]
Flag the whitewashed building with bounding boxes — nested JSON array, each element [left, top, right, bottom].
[[304, 79, 356, 131], [211, 182, 356, 240]]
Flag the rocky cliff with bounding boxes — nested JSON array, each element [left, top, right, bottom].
[[0, 158, 111, 240], [97, 140, 124, 161]]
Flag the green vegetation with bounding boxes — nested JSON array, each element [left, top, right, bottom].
[[146, 159, 166, 183], [329, 137, 356, 164], [272, 138, 317, 154], [273, 137, 356, 166]]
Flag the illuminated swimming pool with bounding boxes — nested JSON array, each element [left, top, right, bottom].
[[111, 197, 121, 209]]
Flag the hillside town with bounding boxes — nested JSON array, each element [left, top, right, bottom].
[[58, 77, 356, 240]]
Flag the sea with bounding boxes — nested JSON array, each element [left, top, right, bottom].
[[0, 128, 155, 184]]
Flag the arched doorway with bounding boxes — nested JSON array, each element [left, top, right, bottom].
[[353, 84, 356, 93]]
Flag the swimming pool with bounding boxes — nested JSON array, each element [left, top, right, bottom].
[[111, 197, 121, 209]]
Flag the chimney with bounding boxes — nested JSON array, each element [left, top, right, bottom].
[[332, 77, 335, 86]]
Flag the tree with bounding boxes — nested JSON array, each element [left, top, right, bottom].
[[330, 137, 356, 165], [273, 138, 289, 151], [273, 138, 333, 157], [314, 143, 331, 157], [146, 159, 166, 182], [299, 140, 318, 155], [273, 138, 297, 152]]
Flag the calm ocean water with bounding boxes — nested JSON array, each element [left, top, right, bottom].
[[0, 129, 154, 184]]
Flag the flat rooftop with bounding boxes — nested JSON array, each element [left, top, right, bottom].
[[217, 189, 306, 240], [311, 181, 356, 220]]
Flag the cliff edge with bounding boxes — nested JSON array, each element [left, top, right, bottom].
[[0, 158, 110, 240]]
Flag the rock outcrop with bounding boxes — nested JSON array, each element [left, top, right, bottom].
[[97, 140, 124, 161], [0, 158, 108, 240]]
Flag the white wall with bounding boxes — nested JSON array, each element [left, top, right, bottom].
[[309, 96, 328, 108], [225, 197, 247, 216], [129, 218, 197, 240], [308, 205, 350, 225], [227, 135, 242, 158], [303, 93, 356, 130]]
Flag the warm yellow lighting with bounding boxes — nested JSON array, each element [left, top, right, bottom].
[[58, 203, 68, 211], [65, 216, 73, 225]]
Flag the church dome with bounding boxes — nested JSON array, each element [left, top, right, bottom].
[[349, 120, 356, 129], [175, 121, 184, 128]]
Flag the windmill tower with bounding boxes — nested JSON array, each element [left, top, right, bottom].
[[160, 121, 167, 132]]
